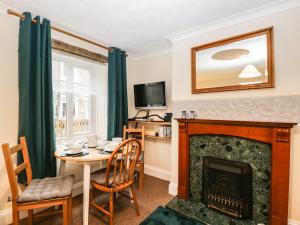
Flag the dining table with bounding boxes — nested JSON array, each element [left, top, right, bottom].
[[54, 147, 111, 225]]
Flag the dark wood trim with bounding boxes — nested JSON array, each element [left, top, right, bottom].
[[175, 118, 296, 128], [191, 27, 274, 94], [52, 39, 108, 63], [177, 119, 296, 225]]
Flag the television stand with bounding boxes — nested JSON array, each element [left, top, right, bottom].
[[127, 120, 171, 141]]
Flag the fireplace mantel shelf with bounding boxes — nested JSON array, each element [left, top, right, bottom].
[[175, 118, 297, 128], [176, 119, 297, 225]]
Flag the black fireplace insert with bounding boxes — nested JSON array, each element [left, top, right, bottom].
[[202, 157, 253, 219]]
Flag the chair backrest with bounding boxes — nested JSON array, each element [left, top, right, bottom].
[[123, 126, 145, 152], [104, 138, 141, 188], [2, 137, 32, 200]]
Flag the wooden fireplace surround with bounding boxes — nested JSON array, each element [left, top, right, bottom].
[[176, 119, 297, 225]]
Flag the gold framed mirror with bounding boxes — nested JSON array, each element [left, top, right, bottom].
[[191, 27, 274, 93]]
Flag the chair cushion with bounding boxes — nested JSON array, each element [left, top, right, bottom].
[[18, 175, 74, 203]]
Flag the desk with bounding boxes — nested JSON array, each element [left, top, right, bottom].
[[55, 148, 110, 225]]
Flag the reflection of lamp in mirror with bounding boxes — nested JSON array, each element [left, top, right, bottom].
[[239, 64, 262, 78]]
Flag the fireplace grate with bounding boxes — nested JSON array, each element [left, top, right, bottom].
[[208, 192, 243, 218], [202, 157, 253, 219]]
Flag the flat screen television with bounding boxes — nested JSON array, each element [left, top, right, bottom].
[[134, 81, 166, 109]]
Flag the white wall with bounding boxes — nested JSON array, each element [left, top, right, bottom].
[[0, 5, 108, 224], [0, 12, 19, 224], [170, 5, 300, 222], [127, 52, 172, 179], [127, 52, 173, 117]]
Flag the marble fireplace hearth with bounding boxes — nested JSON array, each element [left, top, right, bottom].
[[167, 119, 296, 225]]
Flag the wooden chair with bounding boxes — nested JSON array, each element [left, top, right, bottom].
[[90, 138, 141, 225], [2, 137, 74, 225], [123, 126, 145, 191]]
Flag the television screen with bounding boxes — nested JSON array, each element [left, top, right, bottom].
[[134, 81, 166, 109]]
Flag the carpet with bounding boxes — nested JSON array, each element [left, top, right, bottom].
[[140, 206, 205, 225]]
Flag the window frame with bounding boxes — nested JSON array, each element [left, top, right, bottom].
[[52, 52, 97, 141]]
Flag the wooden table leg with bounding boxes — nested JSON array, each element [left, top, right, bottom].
[[59, 160, 66, 176], [56, 160, 67, 210], [83, 162, 91, 225]]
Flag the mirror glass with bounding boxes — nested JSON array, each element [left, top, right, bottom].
[[192, 28, 273, 93]]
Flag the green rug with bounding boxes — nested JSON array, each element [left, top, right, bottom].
[[140, 206, 205, 225]]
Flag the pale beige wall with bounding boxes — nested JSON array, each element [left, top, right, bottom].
[[127, 53, 173, 117], [127, 53, 172, 177], [170, 6, 300, 222], [0, 12, 19, 219]]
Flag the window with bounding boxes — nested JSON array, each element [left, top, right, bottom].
[[53, 52, 107, 140]]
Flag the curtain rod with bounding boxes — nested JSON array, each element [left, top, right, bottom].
[[7, 9, 112, 52]]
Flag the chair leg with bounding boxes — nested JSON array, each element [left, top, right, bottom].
[[113, 192, 117, 203], [89, 186, 95, 215], [109, 192, 114, 225], [63, 200, 69, 225], [90, 187, 94, 202], [138, 164, 144, 191], [12, 206, 19, 225], [68, 197, 72, 224], [28, 209, 33, 225], [130, 185, 140, 216]]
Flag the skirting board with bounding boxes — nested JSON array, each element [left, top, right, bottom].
[[0, 165, 170, 223], [289, 220, 300, 225], [0, 185, 299, 225], [0, 206, 41, 224], [0, 182, 82, 225], [0, 207, 13, 225], [0, 207, 299, 225], [168, 182, 178, 196], [144, 164, 171, 181]]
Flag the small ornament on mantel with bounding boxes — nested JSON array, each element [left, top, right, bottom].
[[181, 110, 199, 119], [181, 111, 189, 119], [190, 111, 198, 119]]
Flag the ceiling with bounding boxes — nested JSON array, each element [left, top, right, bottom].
[[2, 0, 289, 57], [196, 35, 267, 71]]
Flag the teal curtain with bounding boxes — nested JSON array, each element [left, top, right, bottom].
[[107, 48, 128, 140], [18, 12, 56, 183]]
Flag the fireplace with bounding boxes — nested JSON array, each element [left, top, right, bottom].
[[174, 119, 296, 225], [202, 157, 252, 219]]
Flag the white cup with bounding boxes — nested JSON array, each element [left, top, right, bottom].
[[87, 134, 98, 148], [112, 137, 123, 144], [69, 145, 82, 154], [98, 138, 107, 149]]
